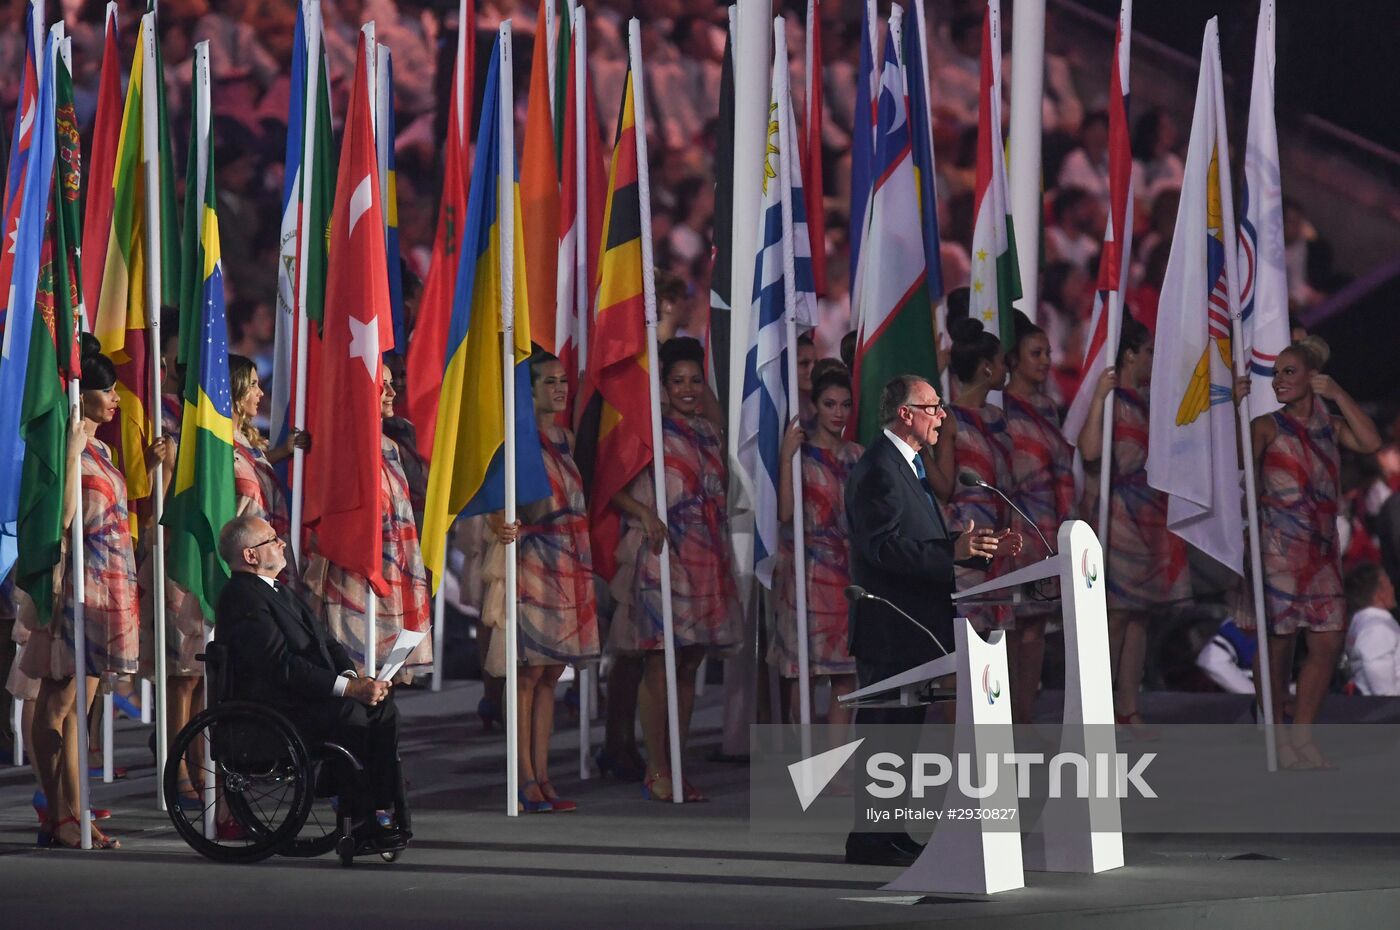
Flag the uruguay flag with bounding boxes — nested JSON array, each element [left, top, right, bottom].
[[739, 23, 816, 589]]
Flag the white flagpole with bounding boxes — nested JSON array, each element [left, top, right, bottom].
[[1007, 0, 1045, 320], [1234, 11, 1280, 772], [498, 21, 522, 817], [431, 580, 445, 691], [10, 699, 21, 766], [376, 43, 392, 243], [1199, 26, 1274, 772], [1097, 291, 1120, 547], [628, 19, 684, 805], [544, 0, 557, 122], [291, 0, 325, 566], [362, 24, 378, 139], [138, 10, 170, 814], [572, 6, 592, 781], [196, 39, 215, 811], [773, 19, 811, 728], [573, 5, 588, 376], [140, 678, 151, 723], [195, 46, 217, 835], [51, 15, 92, 851]]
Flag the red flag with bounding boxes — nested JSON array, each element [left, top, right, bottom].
[[405, 0, 474, 460], [81, 4, 121, 325], [1094, 3, 1133, 294], [303, 33, 393, 596], [555, 17, 607, 419], [803, 0, 828, 297], [521, 0, 560, 355]]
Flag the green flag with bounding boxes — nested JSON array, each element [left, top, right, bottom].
[[163, 47, 236, 620], [16, 56, 82, 625], [552, 4, 572, 174], [304, 32, 336, 329]]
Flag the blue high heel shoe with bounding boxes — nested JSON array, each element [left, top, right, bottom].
[[111, 691, 142, 720], [517, 780, 554, 813]]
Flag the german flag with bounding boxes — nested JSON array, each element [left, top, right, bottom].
[[574, 65, 652, 581]]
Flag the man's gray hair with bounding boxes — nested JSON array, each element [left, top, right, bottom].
[[878, 375, 933, 426], [218, 515, 267, 567]]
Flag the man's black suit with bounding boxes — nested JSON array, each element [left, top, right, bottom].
[[215, 571, 400, 816], [843, 431, 985, 860]]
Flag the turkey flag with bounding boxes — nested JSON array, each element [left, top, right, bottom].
[[304, 32, 393, 596]]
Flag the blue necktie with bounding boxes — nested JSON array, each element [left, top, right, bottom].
[[911, 454, 939, 512]]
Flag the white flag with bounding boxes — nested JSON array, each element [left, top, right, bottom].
[[1145, 18, 1244, 575], [1238, 0, 1289, 419]]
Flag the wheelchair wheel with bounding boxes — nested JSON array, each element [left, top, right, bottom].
[[164, 702, 313, 864], [276, 749, 359, 859]]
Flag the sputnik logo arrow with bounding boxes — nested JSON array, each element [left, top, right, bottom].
[[788, 738, 864, 812]]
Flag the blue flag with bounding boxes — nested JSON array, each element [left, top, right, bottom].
[[0, 31, 57, 581]]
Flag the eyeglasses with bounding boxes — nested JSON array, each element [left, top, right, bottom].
[[903, 402, 946, 417], [245, 536, 284, 551]]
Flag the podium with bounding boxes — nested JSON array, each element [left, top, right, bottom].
[[840, 620, 1024, 895], [956, 519, 1123, 874], [838, 520, 1122, 895]]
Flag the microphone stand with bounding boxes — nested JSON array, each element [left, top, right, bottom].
[[844, 586, 949, 657], [961, 472, 1056, 556]]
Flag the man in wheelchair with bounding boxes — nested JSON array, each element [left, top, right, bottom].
[[215, 516, 409, 852]]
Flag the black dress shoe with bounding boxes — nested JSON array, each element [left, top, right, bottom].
[[844, 838, 918, 868], [891, 834, 926, 858], [352, 821, 412, 852]]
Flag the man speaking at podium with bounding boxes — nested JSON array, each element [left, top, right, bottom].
[[843, 375, 1012, 867]]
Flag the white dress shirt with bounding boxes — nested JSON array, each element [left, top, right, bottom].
[[1346, 607, 1400, 696], [882, 429, 921, 477]]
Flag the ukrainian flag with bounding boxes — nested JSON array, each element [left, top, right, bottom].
[[163, 45, 235, 619], [422, 39, 550, 590]]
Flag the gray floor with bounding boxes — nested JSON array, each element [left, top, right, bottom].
[[3, 682, 1399, 930]]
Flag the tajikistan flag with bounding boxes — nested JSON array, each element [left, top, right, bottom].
[[968, 0, 1020, 348]]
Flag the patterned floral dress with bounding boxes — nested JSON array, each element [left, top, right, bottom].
[[1255, 400, 1344, 634], [304, 435, 433, 674], [609, 415, 741, 653], [1003, 390, 1077, 617], [145, 394, 207, 676], [947, 403, 1015, 630], [23, 439, 141, 680], [482, 425, 601, 675], [233, 429, 301, 588], [770, 442, 861, 678], [1080, 388, 1190, 612]]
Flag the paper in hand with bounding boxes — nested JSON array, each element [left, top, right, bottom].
[[375, 628, 428, 682]]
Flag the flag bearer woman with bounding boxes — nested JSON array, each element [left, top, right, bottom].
[[1002, 313, 1076, 725], [483, 350, 601, 813], [1243, 336, 1379, 769], [1077, 316, 1190, 731], [609, 337, 739, 803]]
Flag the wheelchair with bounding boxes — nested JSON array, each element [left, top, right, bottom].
[[162, 642, 410, 867]]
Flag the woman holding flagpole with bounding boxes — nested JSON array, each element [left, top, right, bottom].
[[1244, 336, 1380, 769], [772, 366, 860, 725], [1077, 316, 1190, 729], [304, 364, 433, 681], [609, 337, 739, 802], [484, 349, 600, 813], [229, 354, 305, 587], [931, 317, 1017, 633], [23, 339, 142, 850], [1002, 312, 1077, 725]]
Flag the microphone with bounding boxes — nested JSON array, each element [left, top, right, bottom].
[[957, 468, 1056, 556], [844, 585, 948, 656]]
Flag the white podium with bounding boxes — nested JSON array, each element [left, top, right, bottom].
[[841, 620, 1024, 895], [956, 519, 1123, 874]]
